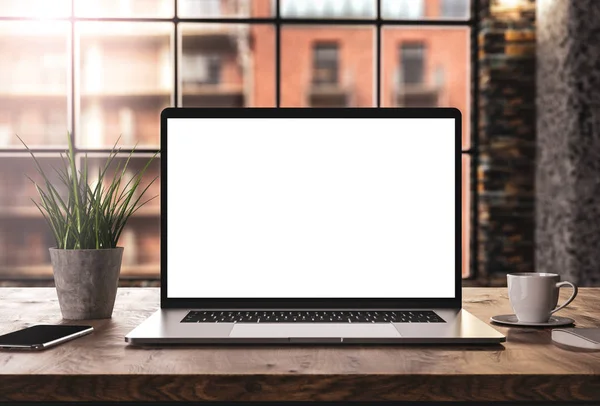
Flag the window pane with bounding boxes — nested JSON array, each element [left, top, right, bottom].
[[83, 154, 161, 278], [75, 0, 173, 17], [280, 0, 376, 18], [0, 22, 69, 148], [180, 24, 275, 107], [0, 0, 70, 17], [441, 0, 470, 18], [313, 43, 339, 85], [462, 154, 470, 278], [382, 27, 470, 148], [382, 0, 470, 20], [0, 153, 161, 280], [178, 0, 273, 18], [0, 155, 68, 279], [281, 26, 375, 107], [400, 43, 425, 84], [76, 23, 173, 149]]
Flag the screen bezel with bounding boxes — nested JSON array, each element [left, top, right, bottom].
[[161, 108, 462, 309]]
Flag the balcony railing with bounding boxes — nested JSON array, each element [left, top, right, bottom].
[[280, 0, 376, 18], [394, 66, 445, 107], [307, 70, 354, 107], [180, 0, 252, 18]]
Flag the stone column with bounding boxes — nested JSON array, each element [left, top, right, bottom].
[[536, 0, 600, 286]]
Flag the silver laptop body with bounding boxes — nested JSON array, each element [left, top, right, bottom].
[[126, 108, 505, 345]]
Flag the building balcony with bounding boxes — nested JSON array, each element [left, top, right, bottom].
[[395, 84, 440, 107], [182, 84, 245, 107], [182, 25, 243, 53], [179, 0, 252, 19], [393, 66, 445, 107], [307, 71, 354, 107]]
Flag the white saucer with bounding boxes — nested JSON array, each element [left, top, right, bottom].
[[490, 314, 575, 327]]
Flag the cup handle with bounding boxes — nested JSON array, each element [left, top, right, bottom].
[[550, 281, 578, 314]]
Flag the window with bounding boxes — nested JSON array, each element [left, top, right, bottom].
[[397, 42, 438, 108], [182, 54, 221, 85], [0, 0, 475, 284], [382, 0, 424, 19], [313, 43, 339, 86], [281, 0, 376, 18], [180, 0, 221, 17], [400, 43, 425, 85], [441, 0, 470, 19]]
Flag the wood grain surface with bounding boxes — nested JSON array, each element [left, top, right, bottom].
[[1, 287, 600, 402]]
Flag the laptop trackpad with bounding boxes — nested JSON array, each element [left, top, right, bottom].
[[230, 324, 401, 338]]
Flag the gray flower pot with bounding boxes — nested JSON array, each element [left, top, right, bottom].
[[49, 247, 123, 320]]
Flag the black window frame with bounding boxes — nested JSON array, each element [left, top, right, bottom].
[[0, 0, 479, 281]]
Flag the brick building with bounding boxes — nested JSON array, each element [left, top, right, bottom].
[[195, 0, 470, 116]]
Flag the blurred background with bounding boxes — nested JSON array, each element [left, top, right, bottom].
[[0, 0, 481, 287]]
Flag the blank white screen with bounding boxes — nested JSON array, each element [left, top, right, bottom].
[[167, 118, 456, 298]]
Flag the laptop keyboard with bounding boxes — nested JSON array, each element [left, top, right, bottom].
[[181, 310, 445, 324]]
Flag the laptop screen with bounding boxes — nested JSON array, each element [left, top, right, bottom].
[[166, 117, 456, 299]]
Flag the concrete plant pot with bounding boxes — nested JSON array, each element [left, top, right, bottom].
[[49, 247, 123, 320]]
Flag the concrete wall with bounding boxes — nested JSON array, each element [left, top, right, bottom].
[[536, 0, 600, 286]]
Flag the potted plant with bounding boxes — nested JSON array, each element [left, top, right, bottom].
[[18, 134, 157, 320]]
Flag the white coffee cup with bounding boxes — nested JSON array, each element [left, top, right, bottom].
[[507, 273, 578, 323]]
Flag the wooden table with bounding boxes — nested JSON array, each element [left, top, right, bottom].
[[1, 288, 600, 402]]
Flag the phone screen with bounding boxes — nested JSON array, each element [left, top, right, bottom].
[[0, 325, 92, 346]]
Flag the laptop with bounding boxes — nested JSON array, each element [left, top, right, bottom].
[[125, 108, 505, 344]]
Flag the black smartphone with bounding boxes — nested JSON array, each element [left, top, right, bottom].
[[0, 324, 94, 351]]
